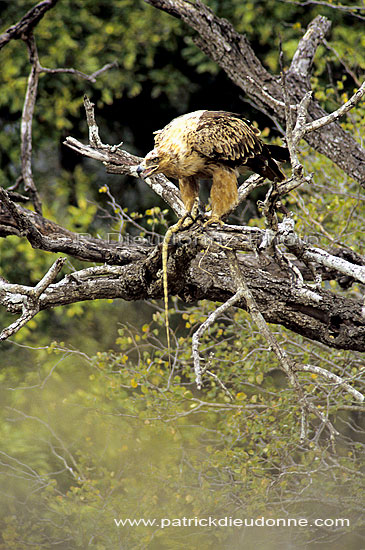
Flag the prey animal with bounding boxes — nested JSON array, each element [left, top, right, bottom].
[[137, 110, 288, 224]]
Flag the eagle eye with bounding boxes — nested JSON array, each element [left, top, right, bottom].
[[145, 149, 160, 166], [148, 155, 159, 165]]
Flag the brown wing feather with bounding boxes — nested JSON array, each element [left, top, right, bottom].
[[192, 111, 262, 163], [150, 110, 287, 182]]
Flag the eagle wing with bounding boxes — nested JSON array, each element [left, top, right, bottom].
[[151, 110, 286, 182], [191, 111, 263, 164]]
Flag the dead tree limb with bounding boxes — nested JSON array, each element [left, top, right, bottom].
[[1, 218, 364, 352], [0, 257, 66, 341], [18, 33, 43, 213], [3, 8, 117, 213], [0, 0, 59, 50]]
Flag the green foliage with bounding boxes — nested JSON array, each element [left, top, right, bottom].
[[1, 2, 364, 548], [0, 0, 186, 111], [0, 303, 363, 549]]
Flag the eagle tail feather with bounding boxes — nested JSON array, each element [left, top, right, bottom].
[[245, 151, 286, 182], [267, 144, 290, 163]]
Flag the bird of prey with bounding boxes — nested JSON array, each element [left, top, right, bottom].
[[137, 110, 288, 224]]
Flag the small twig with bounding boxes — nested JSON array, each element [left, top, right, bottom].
[[162, 214, 195, 364], [276, 173, 313, 196], [323, 39, 362, 87], [7, 175, 24, 192], [5, 190, 30, 203], [39, 61, 118, 84], [294, 363, 364, 403], [260, 184, 279, 231], [293, 91, 312, 142], [205, 369, 234, 401], [303, 80, 365, 134], [239, 94, 286, 135], [100, 184, 157, 237], [280, 68, 308, 185], [0, 309, 36, 341], [274, 239, 305, 287], [34, 257, 65, 297], [280, 64, 311, 178], [300, 407, 307, 442], [278, 0, 365, 21], [8, 407, 84, 481], [83, 95, 104, 148], [237, 174, 265, 204], [91, 61, 119, 80], [245, 75, 297, 113]]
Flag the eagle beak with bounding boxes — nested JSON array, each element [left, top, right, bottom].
[[136, 164, 159, 179]]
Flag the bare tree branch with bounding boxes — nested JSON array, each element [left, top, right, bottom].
[[289, 16, 331, 83], [0, 0, 59, 50], [192, 287, 246, 389], [2, 3, 118, 214], [303, 80, 365, 133], [20, 34, 43, 214], [39, 61, 118, 83], [0, 257, 66, 341], [294, 363, 364, 403], [278, 0, 365, 21], [277, 217, 365, 285], [0, 187, 150, 264]]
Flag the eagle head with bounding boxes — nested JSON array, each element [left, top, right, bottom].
[[136, 148, 164, 179]]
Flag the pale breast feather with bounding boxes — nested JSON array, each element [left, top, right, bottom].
[[191, 111, 263, 164]]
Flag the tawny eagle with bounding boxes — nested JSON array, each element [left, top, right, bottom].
[[137, 110, 288, 223]]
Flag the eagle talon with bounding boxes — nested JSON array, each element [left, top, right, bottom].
[[203, 216, 224, 228], [179, 211, 197, 228], [189, 198, 201, 222], [185, 212, 202, 225], [180, 202, 202, 226]]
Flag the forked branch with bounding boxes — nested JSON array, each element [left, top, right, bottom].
[[0, 257, 66, 341]]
